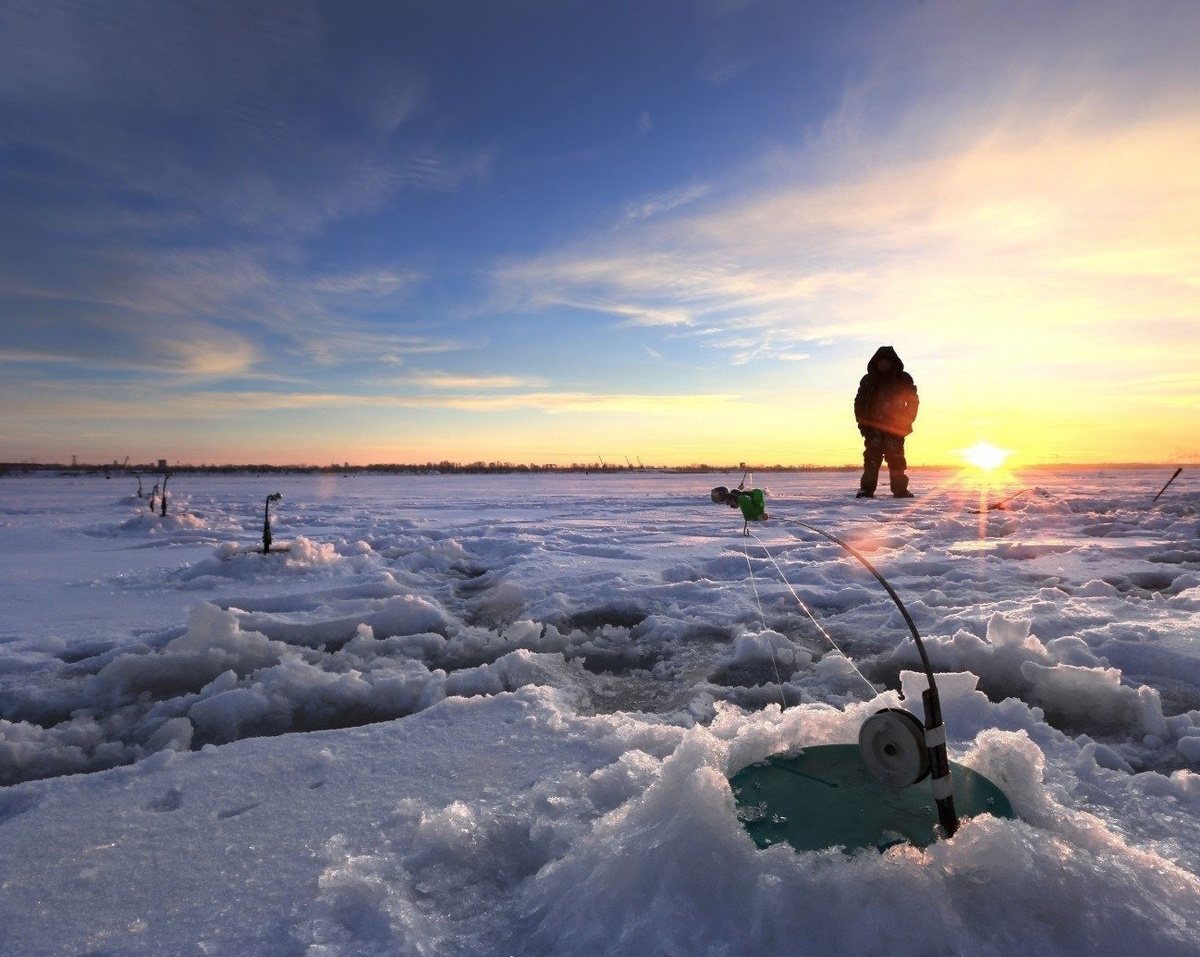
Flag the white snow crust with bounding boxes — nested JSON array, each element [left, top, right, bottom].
[[1, 468, 1198, 955]]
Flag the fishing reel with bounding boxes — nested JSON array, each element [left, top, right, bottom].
[[859, 707, 932, 788], [711, 485, 735, 505], [711, 484, 768, 534], [859, 692, 956, 838]]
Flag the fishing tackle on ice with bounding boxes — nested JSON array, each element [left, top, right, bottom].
[[709, 487, 962, 841], [711, 483, 769, 535]]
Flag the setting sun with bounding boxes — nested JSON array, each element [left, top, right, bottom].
[[961, 441, 1013, 472]]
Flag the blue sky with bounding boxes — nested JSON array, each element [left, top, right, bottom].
[[2, 0, 1198, 468]]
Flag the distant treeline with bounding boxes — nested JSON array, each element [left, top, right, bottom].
[[2, 461, 1181, 477], [2, 461, 858, 476]]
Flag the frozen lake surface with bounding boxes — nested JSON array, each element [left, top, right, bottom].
[[1, 467, 1198, 955]]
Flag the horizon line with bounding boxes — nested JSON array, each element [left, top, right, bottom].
[[2, 460, 1190, 475]]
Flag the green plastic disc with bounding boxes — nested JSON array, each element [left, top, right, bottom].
[[730, 744, 1014, 853]]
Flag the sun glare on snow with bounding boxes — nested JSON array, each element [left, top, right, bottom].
[[961, 441, 1013, 472]]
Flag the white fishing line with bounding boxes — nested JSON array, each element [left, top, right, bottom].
[[747, 531, 880, 699], [742, 541, 789, 709]]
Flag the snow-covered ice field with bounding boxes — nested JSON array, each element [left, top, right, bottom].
[[1, 467, 1199, 955]]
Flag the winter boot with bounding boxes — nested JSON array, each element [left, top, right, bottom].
[[891, 473, 913, 498]]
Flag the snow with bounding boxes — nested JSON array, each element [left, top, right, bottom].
[[1, 467, 1199, 955]]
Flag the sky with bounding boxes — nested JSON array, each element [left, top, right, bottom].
[[1, 0, 1198, 469]]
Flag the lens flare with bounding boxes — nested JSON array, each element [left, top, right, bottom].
[[961, 441, 1013, 472]]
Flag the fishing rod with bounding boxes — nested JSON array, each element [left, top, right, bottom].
[[967, 487, 1033, 513], [1152, 467, 1183, 504], [262, 492, 283, 554], [711, 482, 960, 838]]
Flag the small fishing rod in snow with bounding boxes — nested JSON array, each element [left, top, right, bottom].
[[710, 479, 960, 838], [1152, 467, 1183, 504], [967, 487, 1034, 513], [711, 473, 768, 534]]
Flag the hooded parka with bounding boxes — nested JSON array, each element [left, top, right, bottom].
[[854, 346, 919, 437]]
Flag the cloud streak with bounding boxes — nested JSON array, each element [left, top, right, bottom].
[[2, 385, 746, 422], [404, 371, 548, 390], [498, 89, 1200, 377], [621, 181, 711, 224]]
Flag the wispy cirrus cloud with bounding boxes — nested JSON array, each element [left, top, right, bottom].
[[492, 1, 1199, 333], [304, 330, 472, 369], [1, 384, 745, 420], [1, 235, 470, 378], [396, 390, 742, 414], [404, 371, 548, 390], [621, 181, 711, 224], [309, 268, 423, 298], [0, 0, 494, 268], [0, 316, 263, 379], [498, 103, 1200, 376]]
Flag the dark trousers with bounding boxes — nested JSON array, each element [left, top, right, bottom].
[[860, 428, 909, 496]]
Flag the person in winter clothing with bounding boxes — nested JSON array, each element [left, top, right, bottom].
[[854, 345, 918, 498]]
